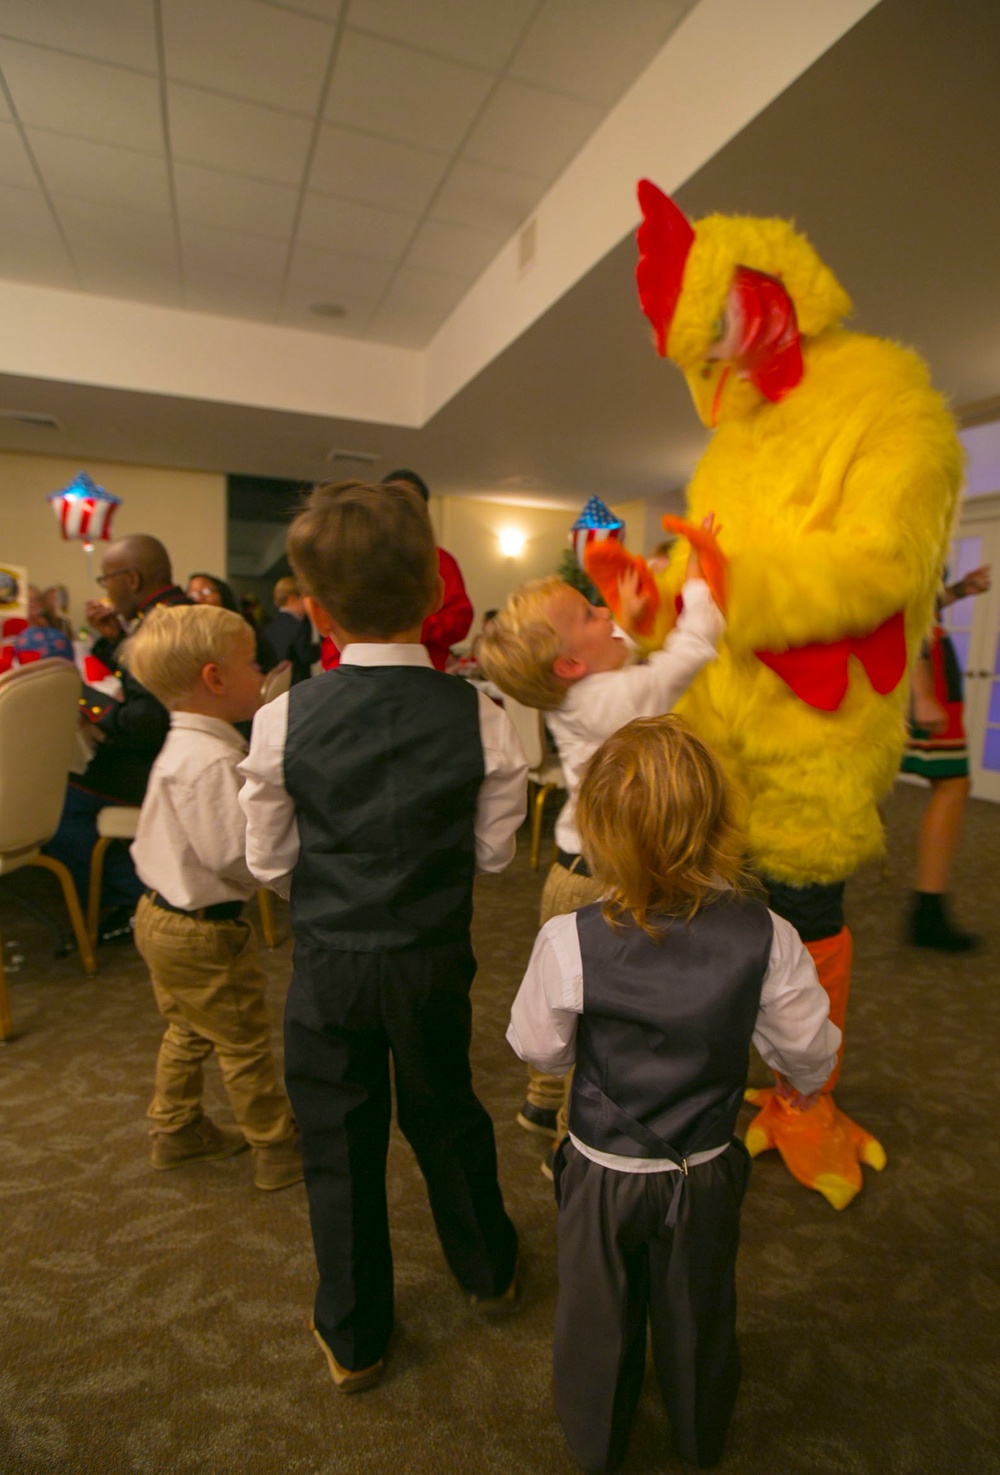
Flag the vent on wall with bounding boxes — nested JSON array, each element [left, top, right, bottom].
[[0, 409, 62, 430]]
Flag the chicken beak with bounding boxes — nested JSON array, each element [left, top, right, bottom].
[[683, 361, 731, 428]]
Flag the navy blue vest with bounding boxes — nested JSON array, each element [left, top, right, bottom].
[[283, 665, 484, 951], [570, 896, 773, 1160]]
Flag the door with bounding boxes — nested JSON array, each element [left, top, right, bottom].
[[952, 499, 1000, 802]]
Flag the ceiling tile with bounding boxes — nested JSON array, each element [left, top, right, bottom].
[[282, 241, 395, 309], [463, 78, 603, 183], [378, 263, 469, 319], [174, 162, 299, 241], [29, 131, 172, 214], [0, 179, 76, 286], [268, 0, 343, 21], [55, 196, 180, 283], [0, 119, 36, 188], [309, 124, 447, 214], [366, 299, 443, 348], [0, 40, 163, 153], [509, 0, 695, 107], [326, 31, 493, 154], [405, 216, 505, 278], [297, 191, 416, 260], [162, 0, 335, 116], [168, 84, 313, 185], [0, 0, 158, 72], [348, 0, 538, 70], [431, 158, 541, 233], [181, 220, 287, 289]]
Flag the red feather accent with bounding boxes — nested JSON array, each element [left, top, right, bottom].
[[755, 611, 907, 711], [636, 180, 695, 357]]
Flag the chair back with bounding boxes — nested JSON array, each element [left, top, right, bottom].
[[261, 660, 293, 705], [0, 658, 82, 854], [500, 692, 547, 771]]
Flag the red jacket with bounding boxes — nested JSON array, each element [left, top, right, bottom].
[[320, 546, 473, 672]]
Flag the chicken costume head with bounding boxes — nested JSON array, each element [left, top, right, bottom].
[[586, 180, 963, 1209]]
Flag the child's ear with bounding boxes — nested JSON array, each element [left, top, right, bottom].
[[552, 653, 585, 682], [201, 661, 226, 696], [304, 595, 335, 636]]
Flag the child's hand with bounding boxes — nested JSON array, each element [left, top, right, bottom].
[[616, 566, 648, 637], [685, 512, 720, 582]]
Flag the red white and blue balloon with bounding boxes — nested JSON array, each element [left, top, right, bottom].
[[48, 471, 121, 544], [570, 496, 624, 569]]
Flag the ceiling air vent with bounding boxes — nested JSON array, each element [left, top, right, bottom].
[[326, 448, 380, 466], [0, 409, 63, 430]]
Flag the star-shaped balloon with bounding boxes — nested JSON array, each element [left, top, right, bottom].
[[570, 496, 625, 571], [47, 471, 121, 545]]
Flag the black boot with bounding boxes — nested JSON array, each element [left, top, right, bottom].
[[908, 892, 977, 952]]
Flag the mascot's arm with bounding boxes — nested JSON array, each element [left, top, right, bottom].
[[720, 402, 962, 655]]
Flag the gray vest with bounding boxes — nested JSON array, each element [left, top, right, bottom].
[[283, 665, 484, 951], [570, 896, 773, 1160]]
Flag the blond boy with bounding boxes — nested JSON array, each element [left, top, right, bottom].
[[479, 552, 724, 1152], [127, 604, 301, 1191]]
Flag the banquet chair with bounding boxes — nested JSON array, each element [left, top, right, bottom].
[[500, 693, 567, 870], [259, 659, 292, 704], [0, 658, 97, 1042]]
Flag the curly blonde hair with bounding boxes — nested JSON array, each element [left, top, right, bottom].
[[477, 576, 570, 711], [576, 714, 754, 937], [123, 604, 251, 710]]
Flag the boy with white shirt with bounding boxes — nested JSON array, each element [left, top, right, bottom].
[[239, 481, 527, 1393], [127, 604, 301, 1192], [479, 535, 725, 1153]]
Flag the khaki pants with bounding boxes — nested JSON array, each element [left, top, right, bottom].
[[525, 861, 605, 1138], [134, 895, 294, 1148]]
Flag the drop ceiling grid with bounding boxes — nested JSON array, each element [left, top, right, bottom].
[[0, 0, 698, 345]]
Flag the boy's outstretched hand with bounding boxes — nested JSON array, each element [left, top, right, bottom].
[[662, 512, 727, 612]]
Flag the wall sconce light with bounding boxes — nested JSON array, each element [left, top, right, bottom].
[[498, 528, 526, 558]]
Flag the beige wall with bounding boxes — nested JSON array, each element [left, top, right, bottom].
[[0, 451, 226, 630], [431, 496, 577, 641]]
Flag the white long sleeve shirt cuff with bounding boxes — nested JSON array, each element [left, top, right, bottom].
[[507, 907, 841, 1096]]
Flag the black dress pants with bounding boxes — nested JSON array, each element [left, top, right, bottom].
[[553, 1140, 751, 1472], [284, 938, 518, 1371]]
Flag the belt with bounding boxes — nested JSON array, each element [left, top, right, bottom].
[[147, 891, 244, 922], [556, 849, 591, 878]]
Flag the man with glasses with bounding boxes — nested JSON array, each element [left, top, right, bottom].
[[44, 535, 190, 943]]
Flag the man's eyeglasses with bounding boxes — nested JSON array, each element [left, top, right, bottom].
[[95, 569, 137, 588]]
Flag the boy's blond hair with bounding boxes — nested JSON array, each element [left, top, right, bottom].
[[577, 714, 753, 938], [272, 575, 299, 608], [287, 480, 437, 638], [123, 604, 251, 710], [477, 576, 570, 711]]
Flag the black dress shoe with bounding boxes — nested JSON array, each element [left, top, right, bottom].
[[97, 905, 136, 945], [908, 892, 977, 952]]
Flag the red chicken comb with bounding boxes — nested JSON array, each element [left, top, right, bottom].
[[636, 179, 695, 356], [729, 265, 803, 401]]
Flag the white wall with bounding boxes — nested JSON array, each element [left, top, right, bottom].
[[0, 451, 226, 630]]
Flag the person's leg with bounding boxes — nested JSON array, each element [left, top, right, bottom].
[[553, 1145, 650, 1473], [136, 897, 215, 1133], [911, 775, 976, 948], [647, 1143, 751, 1468], [387, 940, 518, 1300], [43, 786, 143, 914], [284, 948, 393, 1372]]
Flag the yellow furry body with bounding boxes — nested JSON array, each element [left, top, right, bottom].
[[673, 329, 962, 884]]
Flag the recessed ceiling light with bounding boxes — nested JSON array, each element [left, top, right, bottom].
[[310, 302, 347, 319]]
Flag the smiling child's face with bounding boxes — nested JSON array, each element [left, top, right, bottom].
[[547, 585, 629, 681]]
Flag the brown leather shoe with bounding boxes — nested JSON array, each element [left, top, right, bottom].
[[310, 1321, 383, 1393], [254, 1130, 304, 1191], [150, 1116, 249, 1171]]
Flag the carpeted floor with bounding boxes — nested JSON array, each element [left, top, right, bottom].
[[1, 781, 998, 1475]]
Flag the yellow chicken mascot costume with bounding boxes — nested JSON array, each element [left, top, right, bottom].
[[587, 180, 962, 1210]]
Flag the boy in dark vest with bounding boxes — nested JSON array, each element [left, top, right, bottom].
[[508, 715, 839, 1471], [239, 481, 527, 1392]]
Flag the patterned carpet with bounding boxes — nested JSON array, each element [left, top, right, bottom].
[[1, 781, 998, 1475]]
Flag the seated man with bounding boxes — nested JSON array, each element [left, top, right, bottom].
[[43, 535, 190, 942], [261, 576, 318, 685]]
